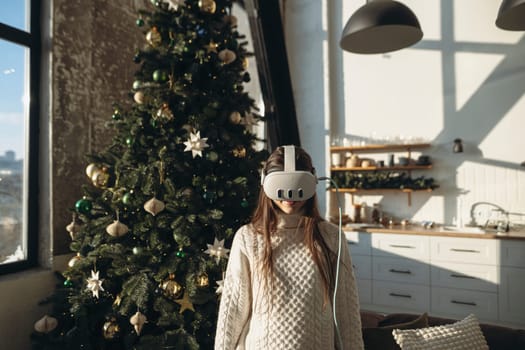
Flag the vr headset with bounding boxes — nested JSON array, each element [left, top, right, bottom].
[[261, 145, 318, 201]]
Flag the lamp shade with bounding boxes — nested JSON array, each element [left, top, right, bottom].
[[496, 0, 525, 30], [340, 0, 423, 54]]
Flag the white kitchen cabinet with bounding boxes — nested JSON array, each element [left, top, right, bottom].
[[346, 230, 525, 328], [499, 240, 525, 325], [346, 231, 372, 305]]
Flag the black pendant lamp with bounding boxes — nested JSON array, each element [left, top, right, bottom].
[[496, 0, 525, 30], [340, 0, 423, 54]]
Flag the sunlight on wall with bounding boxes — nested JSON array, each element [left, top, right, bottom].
[[454, 0, 523, 44], [455, 52, 506, 110], [336, 0, 525, 224]]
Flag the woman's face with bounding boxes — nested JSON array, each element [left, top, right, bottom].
[[272, 200, 306, 215]]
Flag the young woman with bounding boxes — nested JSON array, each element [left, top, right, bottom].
[[215, 146, 364, 350]]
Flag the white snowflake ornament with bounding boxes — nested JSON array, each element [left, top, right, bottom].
[[204, 238, 230, 264], [183, 131, 209, 158], [86, 269, 105, 299]]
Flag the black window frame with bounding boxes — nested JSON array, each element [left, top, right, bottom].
[[0, 0, 41, 275]]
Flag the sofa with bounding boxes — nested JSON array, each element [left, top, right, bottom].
[[360, 310, 525, 350]]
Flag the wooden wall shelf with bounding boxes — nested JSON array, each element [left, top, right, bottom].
[[330, 188, 433, 206], [331, 165, 432, 171]]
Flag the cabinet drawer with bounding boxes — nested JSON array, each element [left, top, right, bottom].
[[431, 262, 498, 293], [352, 255, 372, 279], [430, 237, 499, 265], [356, 278, 372, 305], [501, 240, 525, 267], [372, 233, 429, 261], [373, 256, 430, 285], [372, 280, 430, 312], [345, 231, 372, 256], [431, 287, 498, 322]]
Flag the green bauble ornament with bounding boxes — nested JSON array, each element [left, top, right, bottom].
[[241, 199, 249, 208], [132, 246, 143, 255], [132, 80, 142, 90], [75, 198, 92, 214], [153, 69, 167, 82], [126, 137, 134, 147], [207, 151, 218, 162], [176, 249, 186, 258], [136, 18, 144, 27], [63, 278, 73, 287], [122, 192, 133, 205]]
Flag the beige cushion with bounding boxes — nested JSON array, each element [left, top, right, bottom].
[[392, 314, 489, 350]]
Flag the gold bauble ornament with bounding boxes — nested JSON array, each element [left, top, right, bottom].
[[218, 49, 236, 65], [68, 253, 82, 268], [144, 197, 165, 216], [85, 163, 98, 178], [102, 318, 120, 339], [229, 111, 242, 124], [134, 91, 145, 104], [196, 273, 209, 288], [155, 103, 174, 121], [198, 0, 216, 13], [130, 311, 147, 335], [106, 220, 129, 237], [91, 168, 110, 188], [146, 26, 162, 47], [232, 146, 246, 158], [160, 274, 183, 300], [34, 315, 58, 333]]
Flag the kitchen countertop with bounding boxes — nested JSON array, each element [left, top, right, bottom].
[[342, 223, 525, 240]]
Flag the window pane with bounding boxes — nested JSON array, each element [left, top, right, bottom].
[[0, 1, 29, 32], [0, 39, 28, 264]]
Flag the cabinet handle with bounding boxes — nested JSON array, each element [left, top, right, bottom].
[[348, 241, 356, 245], [450, 273, 476, 280], [450, 248, 480, 253], [389, 292, 412, 299], [389, 268, 412, 274], [451, 300, 477, 306], [389, 244, 415, 249]]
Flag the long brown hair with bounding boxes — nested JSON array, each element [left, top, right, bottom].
[[251, 146, 335, 304]]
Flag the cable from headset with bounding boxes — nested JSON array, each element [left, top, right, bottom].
[[317, 176, 344, 350]]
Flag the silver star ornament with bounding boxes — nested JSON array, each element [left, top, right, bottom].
[[86, 269, 105, 299], [204, 238, 230, 264], [183, 131, 209, 158]]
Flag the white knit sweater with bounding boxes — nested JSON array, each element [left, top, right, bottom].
[[214, 214, 364, 350]]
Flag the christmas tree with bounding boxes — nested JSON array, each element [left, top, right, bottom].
[[31, 0, 267, 348]]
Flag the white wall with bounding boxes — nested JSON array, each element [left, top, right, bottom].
[[285, 0, 525, 227]]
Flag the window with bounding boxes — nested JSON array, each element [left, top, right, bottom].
[[0, 1, 40, 274]]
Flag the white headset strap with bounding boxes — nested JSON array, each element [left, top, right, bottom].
[[283, 145, 295, 172]]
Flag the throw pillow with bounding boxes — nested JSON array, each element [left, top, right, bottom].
[[392, 314, 489, 350], [362, 313, 428, 350]]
